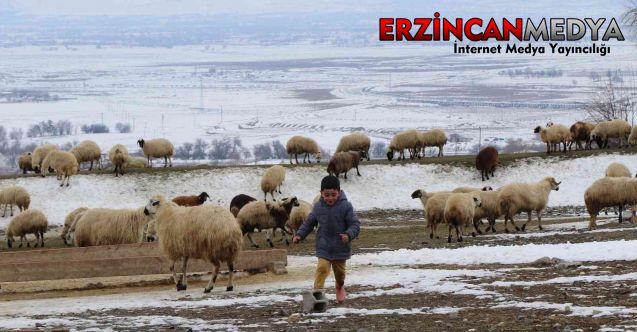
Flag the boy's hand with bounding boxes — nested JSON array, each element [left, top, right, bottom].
[[339, 233, 349, 243], [292, 235, 301, 244]]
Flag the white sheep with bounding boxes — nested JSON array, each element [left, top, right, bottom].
[[534, 124, 571, 154], [6, 209, 48, 248], [236, 197, 299, 248], [143, 195, 243, 292], [41, 150, 79, 187], [411, 189, 452, 239], [137, 138, 174, 167], [286, 136, 321, 164], [70, 140, 102, 171], [585, 177, 637, 230], [286, 199, 312, 237], [31, 144, 59, 173], [630, 125, 637, 146], [261, 165, 285, 201], [473, 190, 502, 234], [418, 129, 447, 158], [591, 119, 631, 148], [61, 207, 89, 245], [0, 186, 30, 217], [336, 133, 371, 161], [444, 192, 482, 243], [605, 162, 631, 178], [387, 130, 419, 161], [73, 207, 150, 247], [109, 144, 130, 177], [126, 156, 149, 169], [498, 177, 561, 232]]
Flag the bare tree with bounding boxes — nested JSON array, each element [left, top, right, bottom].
[[587, 69, 637, 124]]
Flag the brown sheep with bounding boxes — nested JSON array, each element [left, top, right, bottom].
[[327, 151, 362, 179], [569, 121, 595, 150], [229, 194, 257, 217], [172, 192, 210, 206], [236, 197, 299, 248], [18, 152, 33, 174], [475, 146, 499, 181]]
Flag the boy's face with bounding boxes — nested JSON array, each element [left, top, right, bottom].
[[321, 188, 340, 206]]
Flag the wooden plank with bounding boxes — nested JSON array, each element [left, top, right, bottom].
[[0, 249, 287, 282]]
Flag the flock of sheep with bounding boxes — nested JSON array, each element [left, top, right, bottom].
[[411, 161, 637, 243], [2, 125, 637, 292], [535, 119, 637, 153]]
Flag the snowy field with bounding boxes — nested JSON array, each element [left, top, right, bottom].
[[0, 38, 634, 167], [3, 216, 637, 331], [0, 152, 632, 229]]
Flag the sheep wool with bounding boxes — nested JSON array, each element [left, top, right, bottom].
[[605, 162, 631, 178], [261, 165, 286, 201], [31, 144, 59, 173], [327, 151, 362, 179], [590, 119, 631, 149], [61, 207, 89, 245], [41, 150, 79, 187], [236, 197, 299, 248], [286, 136, 321, 164], [411, 189, 452, 240], [18, 152, 33, 174], [70, 140, 102, 171], [137, 138, 174, 167], [585, 177, 637, 230], [144, 195, 243, 292], [336, 132, 371, 161], [73, 207, 150, 247], [534, 124, 571, 154], [444, 193, 482, 243], [6, 209, 48, 248], [498, 177, 561, 232], [0, 186, 30, 217], [109, 144, 130, 177], [286, 200, 312, 236]]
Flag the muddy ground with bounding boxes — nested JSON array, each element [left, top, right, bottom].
[[3, 209, 637, 331]]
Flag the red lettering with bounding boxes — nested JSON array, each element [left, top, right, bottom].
[[413, 18, 431, 41], [502, 18, 523, 41], [442, 18, 463, 41], [379, 18, 394, 41], [464, 18, 483, 41], [482, 18, 503, 40], [395, 18, 413, 41]]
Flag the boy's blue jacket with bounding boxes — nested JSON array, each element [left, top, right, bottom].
[[296, 191, 361, 260]]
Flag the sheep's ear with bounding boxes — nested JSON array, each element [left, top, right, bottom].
[[152, 200, 160, 206], [473, 197, 479, 203]]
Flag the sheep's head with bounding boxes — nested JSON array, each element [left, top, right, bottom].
[[360, 151, 369, 160], [7, 236, 12, 248], [472, 194, 482, 208], [313, 152, 322, 163], [386, 150, 394, 161], [544, 177, 561, 191], [144, 195, 165, 216], [137, 139, 145, 148], [533, 126, 542, 134], [280, 196, 300, 213], [199, 192, 210, 203], [411, 189, 423, 199], [481, 186, 493, 191], [326, 161, 336, 175]]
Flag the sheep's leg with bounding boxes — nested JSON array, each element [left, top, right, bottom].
[[433, 222, 440, 239], [174, 257, 188, 291], [447, 224, 453, 243], [366, 149, 370, 161], [428, 221, 434, 239], [40, 230, 45, 247], [521, 212, 532, 231], [489, 217, 497, 233], [588, 213, 598, 230], [473, 219, 483, 235], [467, 221, 476, 237], [344, 171, 348, 179], [10, 204, 13, 216], [246, 232, 259, 248], [89, 160, 93, 171], [503, 215, 509, 233], [537, 211, 543, 230], [289, 154, 293, 164], [618, 205, 623, 223], [204, 258, 221, 293], [266, 229, 274, 248], [33, 232, 39, 248], [546, 142, 550, 154], [169, 260, 180, 285], [509, 215, 520, 231], [147, 157, 152, 168], [164, 156, 168, 168], [226, 262, 235, 291], [356, 165, 361, 176], [456, 225, 462, 242]]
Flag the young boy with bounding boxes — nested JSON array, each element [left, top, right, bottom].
[[292, 175, 360, 303]]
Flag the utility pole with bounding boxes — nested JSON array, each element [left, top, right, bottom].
[[220, 105, 223, 123], [478, 127, 482, 150], [101, 112, 104, 125]]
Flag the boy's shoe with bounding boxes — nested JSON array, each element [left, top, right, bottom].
[[336, 285, 346, 304]]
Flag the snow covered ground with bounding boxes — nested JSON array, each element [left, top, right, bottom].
[[0, 152, 632, 228]]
